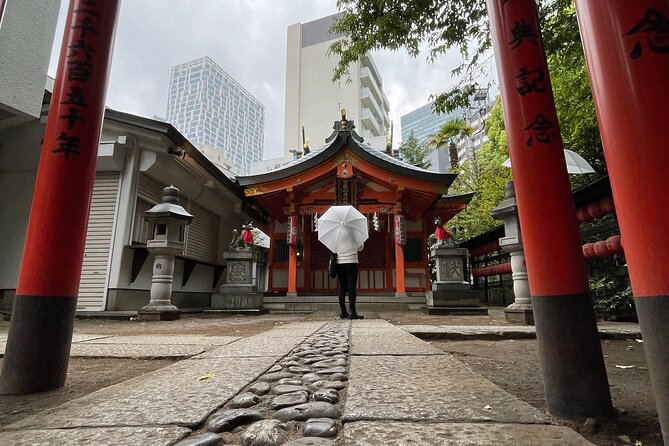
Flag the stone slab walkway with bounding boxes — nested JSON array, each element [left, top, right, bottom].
[[402, 322, 641, 340], [0, 319, 595, 445]]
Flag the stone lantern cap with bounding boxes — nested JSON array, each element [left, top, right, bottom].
[[144, 185, 193, 223]]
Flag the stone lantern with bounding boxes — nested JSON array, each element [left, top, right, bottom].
[[490, 180, 533, 324], [138, 186, 193, 321]]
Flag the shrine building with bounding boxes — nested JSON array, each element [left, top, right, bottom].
[[237, 114, 474, 298]]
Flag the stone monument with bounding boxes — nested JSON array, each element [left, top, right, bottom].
[[426, 224, 488, 315], [138, 186, 193, 321], [211, 224, 268, 313], [491, 180, 533, 324]]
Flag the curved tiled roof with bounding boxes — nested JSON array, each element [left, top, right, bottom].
[[237, 120, 456, 187]]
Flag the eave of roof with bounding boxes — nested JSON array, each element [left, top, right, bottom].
[[103, 108, 266, 222], [237, 125, 456, 187]]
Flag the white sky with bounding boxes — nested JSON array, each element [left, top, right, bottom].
[[48, 0, 494, 159]]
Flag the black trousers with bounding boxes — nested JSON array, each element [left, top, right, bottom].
[[336, 263, 359, 314]]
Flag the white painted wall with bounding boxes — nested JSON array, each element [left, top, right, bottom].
[[0, 0, 59, 119]]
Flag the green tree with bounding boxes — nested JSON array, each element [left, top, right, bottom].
[[427, 118, 473, 169], [330, 0, 574, 113], [399, 131, 432, 169], [447, 97, 512, 239]]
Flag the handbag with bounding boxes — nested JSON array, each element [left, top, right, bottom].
[[329, 252, 338, 279]]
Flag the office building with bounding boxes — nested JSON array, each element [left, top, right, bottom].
[[400, 103, 462, 172], [166, 56, 265, 175], [283, 13, 390, 161]]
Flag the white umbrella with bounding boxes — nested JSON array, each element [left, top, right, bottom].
[[318, 205, 369, 253], [502, 149, 595, 174]]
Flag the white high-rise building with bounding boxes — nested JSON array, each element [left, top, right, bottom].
[[166, 56, 265, 175], [283, 14, 390, 161]]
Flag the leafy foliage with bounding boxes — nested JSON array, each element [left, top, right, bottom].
[[399, 131, 432, 169], [447, 98, 512, 239], [330, 0, 607, 236], [590, 276, 636, 322], [329, 0, 576, 113]]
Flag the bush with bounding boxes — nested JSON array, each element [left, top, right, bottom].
[[590, 276, 636, 322]]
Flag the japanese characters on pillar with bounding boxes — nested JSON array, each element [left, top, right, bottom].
[[487, 0, 588, 296], [575, 2, 669, 439], [0, 0, 121, 395], [287, 215, 298, 245], [394, 214, 406, 245], [19, 0, 121, 297], [575, 1, 669, 297]]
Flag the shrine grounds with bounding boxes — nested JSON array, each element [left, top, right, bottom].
[[0, 309, 662, 445]]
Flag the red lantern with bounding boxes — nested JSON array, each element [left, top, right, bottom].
[[576, 207, 592, 223], [587, 202, 606, 220], [599, 196, 615, 215], [583, 243, 596, 258], [606, 235, 623, 254], [594, 240, 611, 257]]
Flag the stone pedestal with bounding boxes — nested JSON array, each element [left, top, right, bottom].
[[425, 245, 487, 315], [212, 247, 268, 313], [491, 181, 533, 325], [138, 245, 182, 321]]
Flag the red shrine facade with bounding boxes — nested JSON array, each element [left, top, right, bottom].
[[238, 117, 473, 296]]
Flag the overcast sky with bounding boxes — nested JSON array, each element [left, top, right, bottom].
[[48, 0, 495, 160]]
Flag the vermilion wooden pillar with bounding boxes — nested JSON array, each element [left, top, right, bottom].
[[487, 0, 612, 417], [287, 215, 298, 297], [575, 1, 669, 439], [0, 0, 121, 394], [394, 212, 406, 297]]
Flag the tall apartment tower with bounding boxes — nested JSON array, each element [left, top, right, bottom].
[[166, 56, 265, 175], [283, 14, 390, 161]]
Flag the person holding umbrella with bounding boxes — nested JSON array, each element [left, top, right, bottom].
[[335, 240, 365, 319], [318, 205, 369, 319]]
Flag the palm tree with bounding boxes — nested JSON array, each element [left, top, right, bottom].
[[427, 118, 473, 169]]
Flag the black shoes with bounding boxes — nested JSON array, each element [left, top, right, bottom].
[[349, 313, 364, 320], [339, 312, 349, 319]]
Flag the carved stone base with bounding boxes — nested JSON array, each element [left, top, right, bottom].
[[425, 288, 487, 315], [138, 304, 180, 321], [424, 306, 489, 315], [504, 304, 534, 325], [427, 288, 480, 307], [211, 292, 264, 310]]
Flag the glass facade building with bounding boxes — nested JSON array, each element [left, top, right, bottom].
[[166, 56, 265, 175]]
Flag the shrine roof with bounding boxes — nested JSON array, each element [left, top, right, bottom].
[[237, 119, 456, 187]]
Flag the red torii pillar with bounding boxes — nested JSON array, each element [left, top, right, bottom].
[[575, 1, 669, 440], [0, 0, 121, 394], [487, 0, 612, 418]]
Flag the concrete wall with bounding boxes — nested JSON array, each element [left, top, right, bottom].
[[0, 0, 59, 119], [0, 119, 43, 291]]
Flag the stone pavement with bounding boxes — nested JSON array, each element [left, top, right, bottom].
[[0, 319, 595, 445], [401, 321, 642, 340]]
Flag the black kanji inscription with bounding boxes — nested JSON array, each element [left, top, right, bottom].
[[524, 114, 556, 147], [51, 132, 81, 159], [67, 60, 92, 83], [509, 18, 539, 49], [516, 67, 546, 96], [72, 15, 97, 39], [68, 39, 95, 61], [59, 107, 85, 130], [73, 8, 101, 17], [625, 8, 669, 59], [61, 86, 87, 107]]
